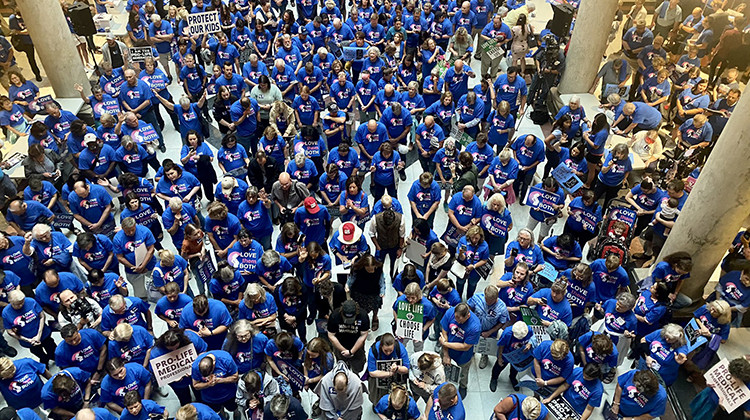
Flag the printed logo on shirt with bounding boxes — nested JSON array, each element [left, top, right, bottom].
[[625, 385, 650, 408], [8, 373, 35, 393]]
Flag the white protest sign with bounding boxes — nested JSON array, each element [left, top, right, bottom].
[[395, 301, 424, 342], [481, 39, 504, 60], [705, 359, 750, 413], [187, 11, 221, 36], [149, 344, 197, 387], [129, 47, 153, 63]]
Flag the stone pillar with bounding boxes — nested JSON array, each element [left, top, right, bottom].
[[657, 91, 750, 302], [558, 0, 620, 94], [16, 0, 90, 97]]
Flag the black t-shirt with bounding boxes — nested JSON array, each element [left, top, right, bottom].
[[328, 310, 370, 349], [109, 43, 125, 69]]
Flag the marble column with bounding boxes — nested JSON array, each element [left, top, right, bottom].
[[657, 91, 750, 302], [16, 0, 90, 97], [558, 0, 620, 94]]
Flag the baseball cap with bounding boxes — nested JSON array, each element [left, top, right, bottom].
[[221, 177, 236, 194], [84, 133, 99, 145], [106, 33, 116, 40], [339, 222, 360, 244], [512, 321, 529, 339], [299, 26, 308, 35], [342, 300, 357, 324], [328, 103, 339, 113], [304, 196, 320, 214]]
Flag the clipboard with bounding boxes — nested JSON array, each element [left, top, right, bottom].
[[134, 243, 147, 266]]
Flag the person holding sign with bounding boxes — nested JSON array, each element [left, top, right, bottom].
[[440, 302, 481, 398], [610, 369, 666, 420], [541, 233, 582, 272], [455, 225, 490, 299], [563, 190, 603, 250], [393, 283, 437, 351], [528, 279, 573, 327], [525, 177, 565, 243], [467, 285, 508, 369], [493, 394, 549, 420], [151, 328, 206, 406], [374, 384, 422, 420], [366, 333, 410, 404], [690, 357, 750, 419], [532, 339, 574, 393], [543, 363, 603, 420]]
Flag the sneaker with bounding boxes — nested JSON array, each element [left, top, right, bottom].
[[479, 354, 489, 369], [205, 115, 213, 123], [429, 331, 439, 341], [399, 169, 407, 181], [459, 387, 467, 399], [474, 53, 481, 60], [159, 144, 167, 153], [35, 75, 43, 82], [489, 377, 498, 392]]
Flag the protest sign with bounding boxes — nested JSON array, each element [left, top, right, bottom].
[[449, 124, 474, 148], [396, 301, 424, 342], [149, 344, 197, 387], [547, 396, 581, 420], [684, 318, 708, 353], [568, 207, 599, 234], [481, 39, 504, 60], [440, 224, 462, 248], [52, 213, 74, 230], [475, 336, 495, 356], [198, 258, 216, 285], [129, 47, 154, 63], [376, 359, 403, 389], [133, 206, 156, 226], [552, 162, 584, 194], [342, 46, 368, 61], [705, 359, 750, 413], [525, 186, 560, 215], [520, 306, 550, 342], [187, 11, 221, 36], [277, 360, 306, 391], [685, 175, 697, 193], [28, 95, 55, 113], [537, 262, 558, 284], [475, 259, 494, 280], [444, 363, 461, 386]]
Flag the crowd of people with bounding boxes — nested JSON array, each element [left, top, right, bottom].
[[0, 0, 748, 419]]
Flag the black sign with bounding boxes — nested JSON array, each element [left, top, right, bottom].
[[52, 213, 74, 230]]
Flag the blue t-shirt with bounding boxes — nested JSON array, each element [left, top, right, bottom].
[[229, 98, 259, 137], [222, 330, 267, 374], [191, 350, 239, 403], [511, 135, 545, 168], [2, 298, 51, 347], [161, 203, 197, 249], [427, 383, 465, 420], [429, 286, 462, 316], [0, 358, 45, 409], [120, 399, 165, 420], [214, 180, 248, 215], [504, 241, 544, 273], [530, 288, 573, 326], [205, 213, 242, 250], [448, 192, 483, 227], [87, 273, 124, 309], [23, 181, 58, 208], [294, 205, 331, 246], [152, 254, 189, 290], [237, 199, 273, 239], [532, 339, 574, 381], [440, 306, 481, 365], [631, 102, 663, 129], [465, 141, 494, 173], [54, 328, 107, 373], [292, 95, 321, 126], [629, 184, 663, 212], [68, 184, 113, 225], [467, 292, 509, 332], [590, 259, 629, 302], [633, 289, 667, 337], [542, 236, 582, 271], [617, 370, 667, 417], [113, 225, 156, 274], [487, 110, 515, 147], [7, 200, 53, 232], [494, 74, 528, 112], [155, 293, 192, 324], [578, 331, 618, 368], [642, 330, 689, 386], [601, 298, 637, 337], [108, 325, 154, 365], [407, 180, 442, 216], [598, 152, 633, 186], [41, 367, 89, 411], [443, 64, 473, 99], [100, 362, 151, 407], [679, 118, 714, 146], [179, 299, 233, 350], [564, 367, 604, 414], [209, 271, 246, 303], [375, 395, 421, 420], [566, 196, 602, 234], [34, 271, 84, 313], [102, 297, 150, 331], [217, 144, 249, 175], [559, 268, 597, 318]]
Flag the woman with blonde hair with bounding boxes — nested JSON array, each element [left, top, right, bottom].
[[456, 225, 490, 299], [269, 100, 298, 140], [152, 248, 191, 298], [481, 193, 513, 257], [304, 336, 334, 388], [484, 147, 519, 204], [510, 13, 533, 74], [408, 351, 445, 403], [0, 356, 50, 411], [694, 299, 732, 343], [448, 27, 472, 62], [494, 394, 550, 420], [374, 384, 421, 419], [109, 322, 154, 367]]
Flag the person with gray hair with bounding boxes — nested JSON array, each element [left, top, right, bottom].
[[2, 289, 56, 364], [264, 393, 307, 420], [596, 292, 637, 345], [235, 370, 282, 418], [23, 222, 73, 273], [636, 323, 688, 386], [57, 288, 103, 331], [120, 68, 166, 152], [152, 90, 208, 140]]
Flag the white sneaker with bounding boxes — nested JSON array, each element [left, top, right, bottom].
[[479, 354, 489, 369]]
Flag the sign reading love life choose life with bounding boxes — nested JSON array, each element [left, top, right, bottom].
[[149, 344, 197, 387], [187, 11, 222, 36], [396, 301, 424, 342]]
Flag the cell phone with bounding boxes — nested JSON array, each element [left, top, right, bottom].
[[540, 297, 548, 305], [511, 248, 519, 257]]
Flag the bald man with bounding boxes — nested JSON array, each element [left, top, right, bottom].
[[271, 172, 310, 223]]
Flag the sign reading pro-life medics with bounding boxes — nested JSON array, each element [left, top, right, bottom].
[[187, 11, 221, 36]]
